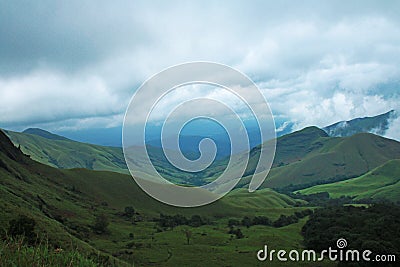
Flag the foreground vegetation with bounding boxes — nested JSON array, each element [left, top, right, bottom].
[[0, 237, 98, 267]]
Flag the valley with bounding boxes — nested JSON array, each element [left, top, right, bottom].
[[1, 119, 400, 266]]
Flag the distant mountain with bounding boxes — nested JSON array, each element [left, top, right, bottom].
[[237, 126, 400, 190], [23, 128, 70, 141], [5, 129, 128, 174], [323, 110, 396, 137], [4, 128, 226, 185], [146, 134, 232, 160], [55, 126, 122, 147]]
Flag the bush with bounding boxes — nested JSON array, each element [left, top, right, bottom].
[[252, 216, 271, 226], [241, 216, 252, 228], [228, 228, 244, 239], [227, 219, 240, 228], [124, 206, 135, 218], [8, 215, 36, 243], [92, 214, 109, 234]]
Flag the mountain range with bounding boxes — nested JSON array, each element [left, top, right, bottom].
[[1, 110, 400, 266], [3, 110, 400, 195]]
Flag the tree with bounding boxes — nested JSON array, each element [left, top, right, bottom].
[[228, 228, 244, 239], [241, 216, 252, 228], [235, 228, 244, 239], [93, 214, 109, 234], [189, 215, 203, 227], [228, 219, 240, 228], [124, 206, 135, 218], [253, 216, 271, 226]]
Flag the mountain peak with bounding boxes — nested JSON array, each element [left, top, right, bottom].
[[285, 126, 329, 139], [323, 110, 396, 137], [23, 128, 69, 141]]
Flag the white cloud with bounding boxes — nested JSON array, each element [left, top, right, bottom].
[[1, 1, 400, 136]]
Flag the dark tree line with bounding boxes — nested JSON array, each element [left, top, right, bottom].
[[302, 204, 400, 266], [227, 209, 313, 229], [155, 214, 211, 229]]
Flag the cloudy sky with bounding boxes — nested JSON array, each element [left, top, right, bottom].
[[1, 1, 400, 139]]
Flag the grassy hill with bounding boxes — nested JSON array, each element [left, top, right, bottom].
[[4, 129, 226, 185], [23, 128, 71, 141], [238, 127, 400, 190], [5, 129, 128, 174], [297, 159, 400, 202], [6, 126, 400, 195]]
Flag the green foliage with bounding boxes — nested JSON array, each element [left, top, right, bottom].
[[298, 159, 400, 203], [228, 228, 244, 239], [241, 216, 252, 228], [227, 219, 240, 228], [252, 216, 272, 226], [6, 129, 128, 174], [124, 206, 135, 218], [156, 214, 209, 229], [92, 214, 109, 234], [8, 215, 36, 243], [0, 236, 98, 267], [302, 204, 400, 261], [239, 128, 400, 190]]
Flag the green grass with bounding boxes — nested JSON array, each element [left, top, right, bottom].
[[5, 129, 129, 174], [297, 159, 400, 202], [0, 237, 98, 267], [238, 129, 400, 190], [6, 126, 400, 192]]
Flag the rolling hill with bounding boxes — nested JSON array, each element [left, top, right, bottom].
[[5, 129, 129, 174], [7, 125, 400, 193], [297, 159, 400, 202], [23, 127, 71, 141], [238, 127, 400, 190]]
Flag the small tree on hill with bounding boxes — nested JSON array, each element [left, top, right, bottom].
[[124, 206, 135, 218], [93, 214, 109, 234]]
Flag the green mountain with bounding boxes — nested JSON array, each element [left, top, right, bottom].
[[5, 129, 128, 174], [238, 127, 400, 190], [23, 127, 71, 141], [9, 126, 400, 193], [323, 109, 396, 137], [5, 129, 225, 185], [297, 159, 400, 202]]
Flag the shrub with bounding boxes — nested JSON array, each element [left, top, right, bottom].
[[92, 214, 109, 234], [8, 215, 36, 243]]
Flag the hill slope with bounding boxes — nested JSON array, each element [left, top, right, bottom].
[[23, 128, 71, 141], [5, 129, 128, 174], [323, 109, 396, 137], [238, 127, 400, 190], [297, 159, 400, 202]]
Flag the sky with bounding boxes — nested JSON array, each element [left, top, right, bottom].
[[1, 1, 400, 140]]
